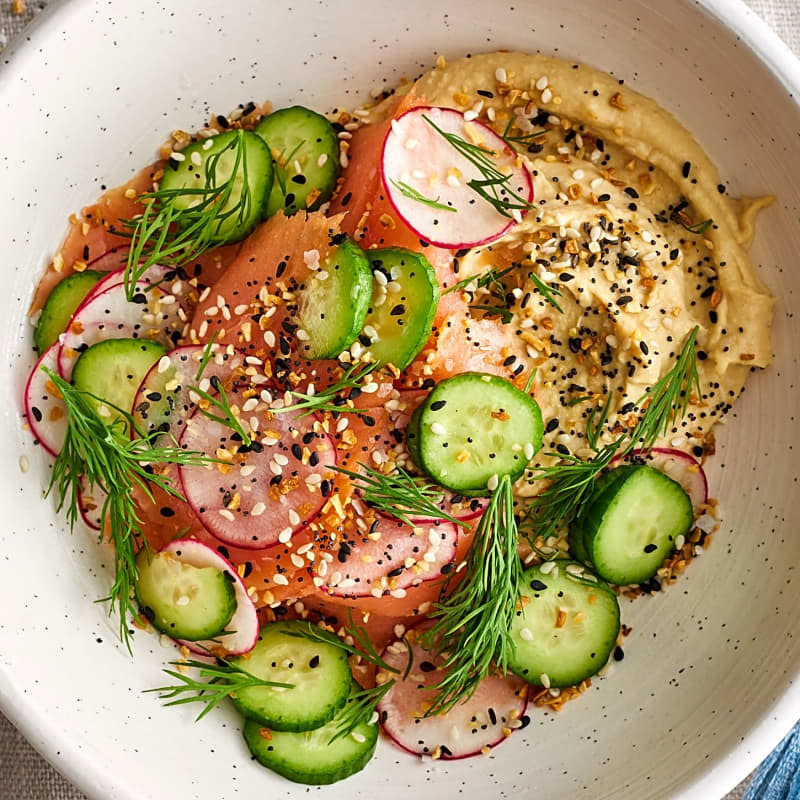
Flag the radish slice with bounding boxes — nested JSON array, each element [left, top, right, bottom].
[[131, 345, 244, 441], [613, 447, 708, 510], [177, 406, 336, 550], [57, 279, 188, 380], [320, 517, 457, 599], [24, 344, 67, 456], [381, 106, 533, 249], [378, 628, 528, 759], [160, 538, 258, 656], [78, 476, 106, 531]]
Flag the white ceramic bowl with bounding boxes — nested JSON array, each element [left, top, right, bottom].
[[1, 1, 798, 798]]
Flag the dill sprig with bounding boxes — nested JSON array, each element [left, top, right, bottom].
[[328, 682, 394, 744], [528, 270, 564, 313], [500, 117, 547, 148], [334, 464, 469, 529], [423, 114, 534, 219], [390, 179, 457, 213], [122, 129, 253, 301], [670, 198, 713, 236], [443, 265, 515, 296], [43, 367, 216, 652], [422, 473, 520, 715], [145, 658, 294, 722], [189, 375, 252, 446], [523, 326, 701, 544], [194, 330, 219, 381], [286, 612, 405, 675], [272, 361, 379, 417], [468, 303, 514, 324]]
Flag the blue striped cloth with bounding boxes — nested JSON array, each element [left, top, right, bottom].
[[743, 722, 800, 800]]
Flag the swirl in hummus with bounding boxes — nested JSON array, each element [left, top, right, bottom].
[[353, 52, 774, 490]]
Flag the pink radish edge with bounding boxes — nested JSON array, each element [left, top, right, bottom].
[[611, 447, 708, 510], [159, 538, 259, 656], [380, 105, 534, 250], [24, 344, 66, 457], [78, 475, 105, 531], [377, 624, 528, 759]]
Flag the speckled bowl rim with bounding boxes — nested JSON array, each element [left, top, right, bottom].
[[0, 1, 798, 799]]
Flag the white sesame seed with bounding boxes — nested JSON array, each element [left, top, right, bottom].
[[339, 152, 349, 169], [18, 455, 29, 473], [296, 329, 310, 342], [157, 356, 172, 374], [496, 67, 508, 83], [463, 109, 479, 122], [487, 474, 499, 491], [263, 330, 276, 348], [539, 560, 555, 575], [520, 627, 534, 642], [175, 595, 190, 607], [170, 151, 186, 162], [273, 573, 289, 586], [191, 151, 202, 166], [431, 422, 447, 436], [269, 461, 283, 476], [250, 502, 266, 516], [351, 731, 366, 744], [675, 534, 686, 549], [566, 563, 584, 576], [219, 509, 235, 522], [290, 554, 304, 568], [288, 509, 301, 526], [317, 152, 328, 167], [523, 442, 535, 460], [541, 88, 553, 103], [540, 673, 551, 689], [278, 527, 292, 544], [535, 75, 549, 91]]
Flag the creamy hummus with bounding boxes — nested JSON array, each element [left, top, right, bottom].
[[363, 52, 774, 485]]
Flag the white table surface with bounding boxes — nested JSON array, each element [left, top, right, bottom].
[[0, 0, 797, 797]]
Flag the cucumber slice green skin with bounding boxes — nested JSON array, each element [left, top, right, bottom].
[[579, 465, 693, 586], [405, 403, 423, 468], [159, 130, 273, 245], [72, 338, 168, 428], [417, 372, 543, 496], [295, 239, 372, 359], [360, 247, 440, 371], [569, 469, 628, 564], [230, 621, 351, 732], [242, 682, 378, 785], [34, 270, 104, 353], [255, 106, 340, 217], [134, 550, 236, 641], [508, 563, 620, 688]]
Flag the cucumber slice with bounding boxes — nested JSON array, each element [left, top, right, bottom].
[[230, 621, 351, 732], [159, 130, 273, 244], [34, 270, 104, 353], [417, 373, 543, 495], [255, 106, 340, 216], [134, 549, 236, 641], [295, 239, 372, 359], [360, 248, 439, 370], [242, 682, 378, 785], [578, 465, 693, 585], [72, 338, 168, 429], [508, 563, 620, 687]]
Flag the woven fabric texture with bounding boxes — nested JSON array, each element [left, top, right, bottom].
[[0, 0, 797, 798]]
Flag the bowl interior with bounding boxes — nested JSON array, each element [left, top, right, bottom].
[[0, 1, 798, 799]]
